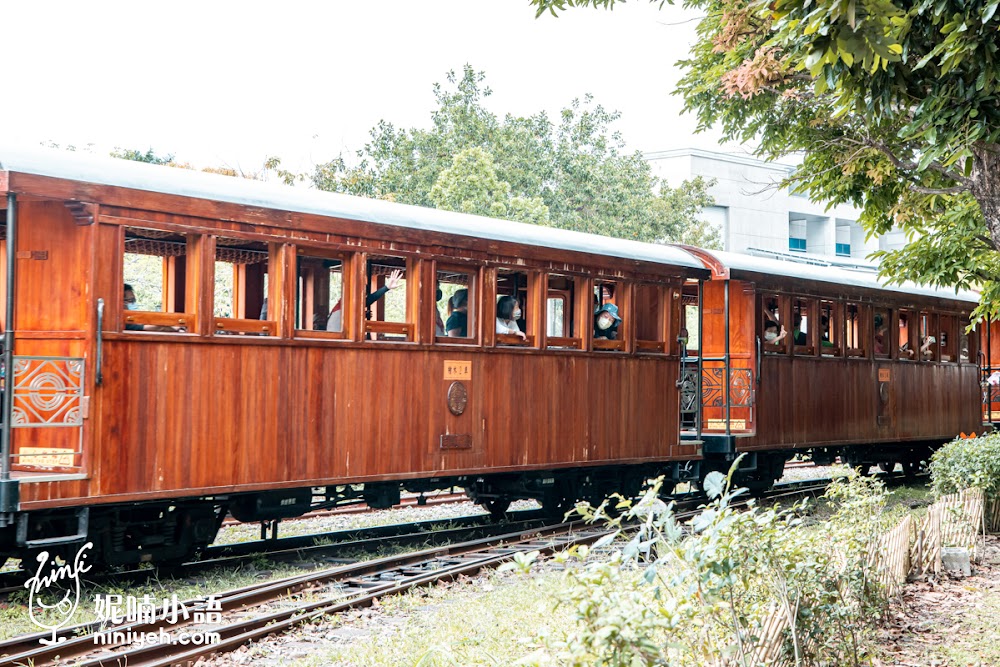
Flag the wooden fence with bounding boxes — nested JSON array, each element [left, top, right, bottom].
[[740, 489, 991, 665]]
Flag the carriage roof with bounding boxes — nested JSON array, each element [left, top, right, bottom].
[[0, 145, 706, 272], [682, 246, 980, 305]]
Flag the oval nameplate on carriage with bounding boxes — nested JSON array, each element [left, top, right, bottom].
[[447, 381, 468, 416]]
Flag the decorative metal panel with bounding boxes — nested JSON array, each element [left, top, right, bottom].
[[679, 369, 699, 415], [10, 357, 84, 428], [702, 367, 753, 409]]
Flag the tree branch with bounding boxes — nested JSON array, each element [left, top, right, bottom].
[[910, 184, 969, 195]]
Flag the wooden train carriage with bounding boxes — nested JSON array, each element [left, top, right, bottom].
[[679, 248, 983, 489], [0, 147, 707, 564]]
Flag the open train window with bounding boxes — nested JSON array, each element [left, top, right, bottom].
[[123, 226, 193, 333], [496, 268, 533, 347], [365, 255, 412, 342], [546, 274, 582, 349], [919, 311, 939, 361], [593, 279, 624, 352], [295, 249, 349, 340], [792, 298, 814, 355], [213, 236, 273, 336], [960, 316, 975, 363], [874, 308, 890, 359], [437, 266, 476, 344], [634, 283, 666, 354], [819, 300, 841, 356], [898, 309, 916, 360], [762, 294, 789, 354], [845, 303, 864, 357], [939, 314, 958, 362]]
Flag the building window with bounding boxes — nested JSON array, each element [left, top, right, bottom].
[[836, 243, 851, 257], [789, 237, 807, 252]]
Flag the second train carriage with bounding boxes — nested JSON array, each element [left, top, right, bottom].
[[681, 247, 984, 490], [0, 147, 707, 566]]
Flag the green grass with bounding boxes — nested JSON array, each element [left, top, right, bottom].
[[293, 568, 574, 667]]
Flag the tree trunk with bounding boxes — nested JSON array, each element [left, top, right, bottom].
[[971, 143, 1000, 249]]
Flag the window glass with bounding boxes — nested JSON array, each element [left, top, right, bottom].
[[546, 274, 579, 347], [366, 256, 410, 341], [496, 269, 530, 345], [123, 226, 189, 333], [437, 267, 475, 341], [960, 317, 973, 362], [939, 314, 957, 362], [819, 300, 840, 356], [873, 308, 890, 358], [213, 237, 271, 335], [683, 282, 700, 354], [845, 303, 863, 356], [295, 252, 345, 334]]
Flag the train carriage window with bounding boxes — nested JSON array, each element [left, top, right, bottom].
[[593, 280, 624, 351], [437, 266, 476, 343], [919, 311, 939, 361], [845, 303, 864, 357], [123, 226, 192, 333], [939, 314, 958, 362], [898, 309, 916, 360], [295, 250, 349, 339], [213, 237, 274, 336], [683, 282, 700, 355], [496, 268, 533, 346], [546, 274, 581, 349], [873, 308, 890, 358], [634, 283, 666, 354], [762, 294, 788, 354], [960, 316, 976, 363], [365, 255, 413, 342], [819, 300, 841, 356], [792, 298, 814, 355]]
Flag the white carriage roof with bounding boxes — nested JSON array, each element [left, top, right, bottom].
[[693, 248, 980, 305], [0, 144, 706, 272]]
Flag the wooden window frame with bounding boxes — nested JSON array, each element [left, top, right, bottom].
[[592, 278, 628, 353], [293, 247, 353, 342], [634, 282, 669, 355], [793, 297, 816, 356], [761, 293, 790, 356], [493, 267, 538, 348], [819, 299, 842, 357], [939, 313, 958, 363], [211, 235, 276, 337], [122, 229, 200, 334], [845, 302, 866, 358], [544, 272, 588, 350], [873, 306, 891, 360], [363, 254, 416, 343], [919, 311, 940, 363], [434, 262, 480, 346], [898, 308, 917, 361]]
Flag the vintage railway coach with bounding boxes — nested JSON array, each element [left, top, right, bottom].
[[680, 248, 983, 490], [0, 148, 707, 565]]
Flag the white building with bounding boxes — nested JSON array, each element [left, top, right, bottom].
[[646, 148, 907, 265]]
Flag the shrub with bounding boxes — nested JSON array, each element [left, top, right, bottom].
[[928, 433, 1000, 498]]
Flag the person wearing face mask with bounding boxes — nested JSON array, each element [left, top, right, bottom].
[[496, 295, 527, 340], [593, 303, 621, 340], [763, 320, 787, 346], [446, 288, 470, 337], [123, 284, 181, 332], [434, 286, 446, 336]]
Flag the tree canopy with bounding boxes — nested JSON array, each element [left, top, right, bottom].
[[312, 66, 719, 247], [532, 0, 1000, 317]]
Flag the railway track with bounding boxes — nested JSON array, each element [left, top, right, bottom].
[[0, 477, 845, 667]]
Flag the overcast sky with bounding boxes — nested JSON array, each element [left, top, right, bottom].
[[8, 1, 744, 174]]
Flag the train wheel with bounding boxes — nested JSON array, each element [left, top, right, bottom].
[[480, 498, 512, 521], [541, 492, 575, 521], [902, 459, 921, 479], [878, 462, 895, 474]]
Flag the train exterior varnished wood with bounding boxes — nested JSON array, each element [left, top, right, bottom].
[[680, 247, 983, 489], [0, 147, 706, 564]]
